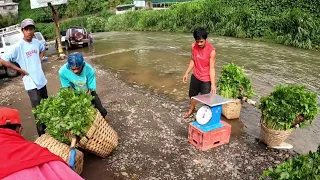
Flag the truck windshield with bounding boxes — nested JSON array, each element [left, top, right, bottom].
[[3, 31, 22, 47]]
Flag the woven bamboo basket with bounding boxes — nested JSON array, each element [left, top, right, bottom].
[[260, 121, 293, 147], [77, 111, 118, 158], [222, 99, 242, 119], [35, 134, 84, 175]]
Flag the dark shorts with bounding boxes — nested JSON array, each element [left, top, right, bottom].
[[189, 74, 211, 98]]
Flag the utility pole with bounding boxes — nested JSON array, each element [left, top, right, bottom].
[[48, 2, 65, 59], [146, 0, 152, 9]]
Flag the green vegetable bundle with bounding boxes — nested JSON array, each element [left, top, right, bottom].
[[261, 147, 320, 179], [33, 88, 96, 144], [259, 85, 319, 130], [217, 63, 255, 99]]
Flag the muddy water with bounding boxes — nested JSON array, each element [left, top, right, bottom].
[[75, 31, 320, 153]]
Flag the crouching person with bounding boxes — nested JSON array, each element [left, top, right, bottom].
[[0, 107, 84, 180], [58, 52, 108, 118]]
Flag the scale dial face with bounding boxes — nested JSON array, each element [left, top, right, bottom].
[[196, 105, 212, 125]]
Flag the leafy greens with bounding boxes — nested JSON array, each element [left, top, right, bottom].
[[33, 88, 96, 144]]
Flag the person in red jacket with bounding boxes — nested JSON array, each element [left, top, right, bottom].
[[183, 27, 217, 118], [0, 107, 84, 180]]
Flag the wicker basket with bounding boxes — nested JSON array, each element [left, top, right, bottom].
[[222, 99, 242, 119], [77, 111, 118, 158], [260, 121, 293, 147], [35, 134, 84, 175]]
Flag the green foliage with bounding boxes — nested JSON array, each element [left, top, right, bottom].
[[261, 147, 320, 179], [259, 85, 319, 130], [104, 0, 320, 49], [87, 16, 108, 33], [217, 63, 255, 99], [18, 0, 65, 22], [65, 0, 87, 17], [36, 16, 88, 40], [0, 15, 19, 28], [33, 88, 96, 144], [270, 8, 317, 49], [17, 0, 128, 24]]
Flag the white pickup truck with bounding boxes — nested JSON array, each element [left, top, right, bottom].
[[0, 24, 23, 77]]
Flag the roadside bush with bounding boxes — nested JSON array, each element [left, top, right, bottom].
[[0, 14, 19, 28], [87, 16, 107, 33], [18, 0, 129, 24]]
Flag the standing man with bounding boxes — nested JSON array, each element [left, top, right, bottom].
[[183, 27, 217, 118], [0, 19, 48, 136], [58, 52, 108, 119]]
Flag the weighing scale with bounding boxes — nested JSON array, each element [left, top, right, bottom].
[[191, 93, 232, 132]]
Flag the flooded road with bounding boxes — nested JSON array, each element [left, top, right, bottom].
[[74, 31, 320, 154]]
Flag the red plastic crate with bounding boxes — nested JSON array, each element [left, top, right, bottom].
[[188, 120, 231, 151]]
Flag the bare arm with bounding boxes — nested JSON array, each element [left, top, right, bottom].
[[183, 58, 194, 83], [39, 40, 46, 61], [40, 51, 45, 61], [185, 59, 194, 75], [210, 50, 217, 93], [183, 44, 195, 83], [186, 43, 196, 75], [0, 58, 28, 75]]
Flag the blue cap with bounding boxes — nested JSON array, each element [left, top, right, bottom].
[[67, 52, 85, 69]]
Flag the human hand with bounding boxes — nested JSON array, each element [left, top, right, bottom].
[[19, 69, 29, 76], [211, 85, 216, 94], [183, 73, 188, 83]]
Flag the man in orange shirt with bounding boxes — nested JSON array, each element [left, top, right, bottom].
[[183, 27, 217, 118]]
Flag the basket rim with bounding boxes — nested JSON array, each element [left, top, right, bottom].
[[260, 120, 293, 133]]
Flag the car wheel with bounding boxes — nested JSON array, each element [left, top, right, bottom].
[[66, 41, 71, 50], [84, 43, 89, 47], [6, 67, 19, 77]]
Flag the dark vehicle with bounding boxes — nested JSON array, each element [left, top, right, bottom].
[[56, 26, 89, 50]]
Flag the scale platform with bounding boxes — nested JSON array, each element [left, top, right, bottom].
[[191, 93, 232, 107], [191, 93, 232, 132]]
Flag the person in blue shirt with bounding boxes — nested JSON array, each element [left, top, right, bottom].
[[59, 52, 108, 118], [0, 18, 48, 136]]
